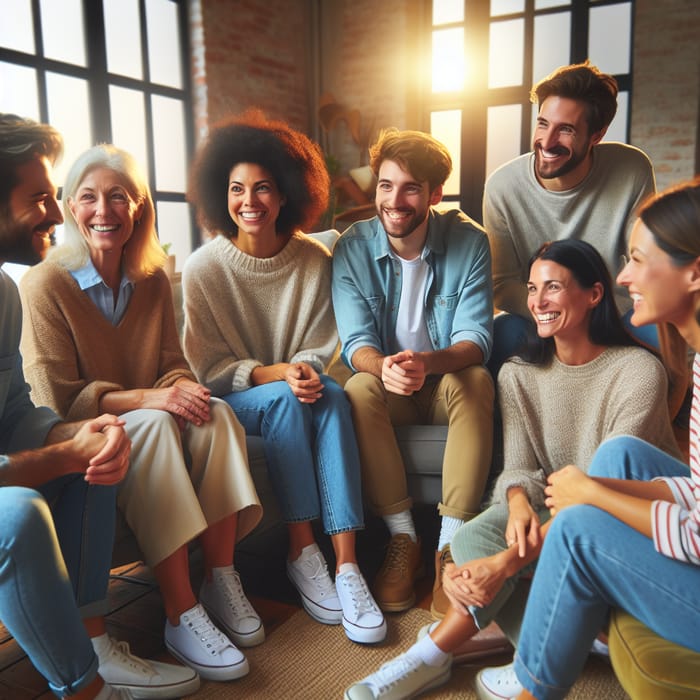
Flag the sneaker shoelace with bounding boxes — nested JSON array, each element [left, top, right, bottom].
[[299, 552, 335, 599], [485, 663, 521, 692], [181, 606, 232, 655], [104, 638, 155, 678], [368, 653, 423, 695], [214, 569, 256, 621], [338, 572, 379, 619]]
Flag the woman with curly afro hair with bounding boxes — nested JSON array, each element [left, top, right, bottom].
[[183, 111, 386, 645]]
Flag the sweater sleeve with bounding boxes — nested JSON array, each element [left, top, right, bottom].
[[489, 362, 548, 506], [483, 172, 530, 318], [182, 249, 263, 394]]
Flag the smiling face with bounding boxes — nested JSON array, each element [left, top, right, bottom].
[[533, 96, 603, 191], [375, 159, 442, 247], [617, 220, 697, 330], [227, 162, 284, 248], [68, 166, 142, 259], [527, 258, 602, 343], [0, 155, 63, 265]]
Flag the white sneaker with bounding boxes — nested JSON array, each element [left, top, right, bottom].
[[287, 544, 342, 624], [92, 634, 200, 699], [164, 604, 249, 682], [335, 567, 387, 644], [95, 683, 134, 700], [474, 662, 522, 700], [344, 650, 451, 699], [200, 566, 265, 647]]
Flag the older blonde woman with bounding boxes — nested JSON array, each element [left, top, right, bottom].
[[19, 144, 262, 685]]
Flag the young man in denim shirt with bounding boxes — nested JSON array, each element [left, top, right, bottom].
[[332, 128, 494, 619]]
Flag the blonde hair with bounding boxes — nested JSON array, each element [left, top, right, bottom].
[[50, 144, 166, 281]]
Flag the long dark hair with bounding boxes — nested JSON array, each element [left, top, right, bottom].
[[518, 239, 636, 365]]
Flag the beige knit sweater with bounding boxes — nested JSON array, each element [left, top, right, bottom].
[[490, 345, 682, 507], [182, 233, 338, 396], [20, 262, 194, 421]]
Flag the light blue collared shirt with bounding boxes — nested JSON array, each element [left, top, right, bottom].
[[332, 208, 494, 370], [69, 259, 134, 325]]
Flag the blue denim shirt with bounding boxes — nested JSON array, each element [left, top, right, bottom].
[[0, 270, 60, 456], [332, 208, 493, 371]]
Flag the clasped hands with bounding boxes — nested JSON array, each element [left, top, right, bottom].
[[381, 350, 426, 395], [285, 362, 324, 404]]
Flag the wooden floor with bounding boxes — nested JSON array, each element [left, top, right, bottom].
[[0, 509, 439, 699]]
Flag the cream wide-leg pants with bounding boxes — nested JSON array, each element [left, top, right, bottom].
[[117, 397, 262, 567]]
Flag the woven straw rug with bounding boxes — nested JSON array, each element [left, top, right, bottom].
[[189, 607, 627, 699]]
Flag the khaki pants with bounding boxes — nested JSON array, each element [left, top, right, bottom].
[[117, 397, 262, 566], [344, 365, 494, 520]]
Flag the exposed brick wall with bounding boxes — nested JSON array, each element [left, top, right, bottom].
[[191, 0, 312, 139], [631, 0, 700, 191]]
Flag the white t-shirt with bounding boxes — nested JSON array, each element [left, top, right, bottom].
[[394, 253, 432, 352]]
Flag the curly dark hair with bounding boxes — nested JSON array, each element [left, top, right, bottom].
[[530, 61, 618, 135], [188, 110, 329, 238]]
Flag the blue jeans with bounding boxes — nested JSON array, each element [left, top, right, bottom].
[[223, 376, 364, 534], [37, 474, 116, 617], [0, 487, 103, 697], [515, 436, 698, 700]]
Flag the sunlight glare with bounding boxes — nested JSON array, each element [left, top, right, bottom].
[[432, 27, 465, 93]]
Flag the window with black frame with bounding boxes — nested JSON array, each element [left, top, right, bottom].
[[0, 0, 195, 278], [428, 0, 634, 222]]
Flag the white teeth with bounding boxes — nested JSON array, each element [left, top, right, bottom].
[[92, 224, 118, 232], [538, 312, 560, 322], [630, 293, 642, 302], [240, 211, 264, 220], [386, 210, 409, 220]]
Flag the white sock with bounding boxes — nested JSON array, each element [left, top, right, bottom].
[[383, 510, 417, 542], [413, 630, 450, 666], [438, 515, 464, 552], [337, 562, 360, 577]]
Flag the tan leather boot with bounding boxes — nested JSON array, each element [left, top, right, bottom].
[[372, 534, 423, 612], [430, 545, 453, 619]]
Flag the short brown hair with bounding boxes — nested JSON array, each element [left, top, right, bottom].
[[530, 61, 618, 135], [369, 128, 452, 191]]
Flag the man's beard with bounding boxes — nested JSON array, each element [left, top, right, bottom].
[[0, 218, 49, 265], [534, 142, 590, 181]]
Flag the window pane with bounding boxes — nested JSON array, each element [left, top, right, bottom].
[[588, 3, 631, 75], [486, 104, 522, 178], [40, 0, 86, 66], [489, 20, 524, 88], [151, 95, 187, 191], [104, 0, 143, 79], [535, 0, 570, 9], [46, 73, 91, 184], [432, 28, 465, 93], [430, 111, 461, 197], [533, 12, 570, 83], [146, 0, 183, 88], [156, 201, 192, 270], [0, 0, 34, 53], [0, 63, 39, 118], [491, 0, 524, 16], [605, 90, 628, 143], [110, 86, 148, 173], [433, 0, 463, 25]]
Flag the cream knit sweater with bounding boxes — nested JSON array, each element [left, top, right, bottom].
[[490, 345, 682, 507], [183, 233, 338, 396]]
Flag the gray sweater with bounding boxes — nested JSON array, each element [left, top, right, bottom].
[[490, 345, 681, 507], [483, 142, 655, 317]]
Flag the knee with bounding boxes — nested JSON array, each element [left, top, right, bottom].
[[0, 488, 50, 544], [587, 435, 644, 479], [344, 371, 384, 405], [444, 365, 494, 406], [126, 408, 179, 437]]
